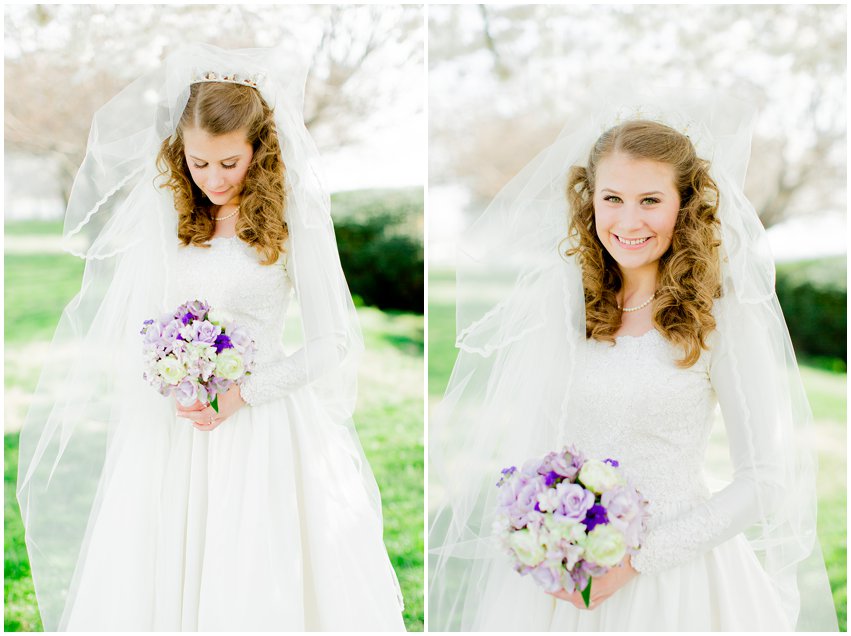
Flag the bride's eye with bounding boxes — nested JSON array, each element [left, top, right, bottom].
[[642, 197, 660, 205], [222, 163, 237, 170], [192, 162, 207, 169], [603, 195, 622, 204]]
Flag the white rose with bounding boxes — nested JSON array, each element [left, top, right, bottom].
[[508, 528, 546, 567], [156, 354, 186, 385], [545, 516, 587, 544], [214, 349, 245, 380], [578, 459, 624, 494], [207, 309, 234, 327], [582, 524, 627, 568]]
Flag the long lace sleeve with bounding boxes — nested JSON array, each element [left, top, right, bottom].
[[238, 263, 352, 407], [238, 349, 310, 406], [631, 309, 786, 575]]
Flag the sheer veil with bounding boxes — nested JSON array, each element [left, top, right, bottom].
[[428, 84, 838, 631], [16, 42, 384, 630]]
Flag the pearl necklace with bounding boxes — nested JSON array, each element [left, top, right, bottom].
[[213, 205, 240, 221], [620, 292, 656, 313]]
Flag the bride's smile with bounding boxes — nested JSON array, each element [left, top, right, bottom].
[[593, 152, 679, 274]]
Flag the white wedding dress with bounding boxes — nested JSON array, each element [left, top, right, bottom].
[[63, 235, 405, 631], [471, 328, 792, 631]]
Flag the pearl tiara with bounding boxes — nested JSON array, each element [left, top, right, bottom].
[[191, 70, 265, 89]]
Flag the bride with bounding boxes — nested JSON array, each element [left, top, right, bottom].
[[428, 88, 838, 631], [16, 43, 405, 631]]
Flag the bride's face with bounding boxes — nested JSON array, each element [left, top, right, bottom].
[[592, 152, 680, 276], [182, 127, 254, 207]]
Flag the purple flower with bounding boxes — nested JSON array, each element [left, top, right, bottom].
[[580, 559, 608, 578], [214, 333, 233, 353], [539, 450, 580, 481], [567, 446, 586, 472], [529, 564, 563, 593], [190, 320, 221, 345], [544, 470, 560, 486], [186, 299, 210, 318], [552, 482, 595, 521], [503, 475, 547, 529], [140, 318, 156, 335], [581, 504, 609, 533], [174, 378, 199, 407], [570, 563, 590, 592], [176, 299, 210, 322], [226, 325, 256, 370], [205, 375, 231, 397], [497, 466, 517, 487], [227, 325, 253, 350], [161, 319, 183, 344], [516, 476, 547, 513], [603, 458, 619, 467], [142, 323, 164, 350], [520, 457, 542, 477], [601, 486, 644, 548]]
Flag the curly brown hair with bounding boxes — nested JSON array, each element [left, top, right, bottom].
[[565, 120, 722, 367], [156, 81, 287, 265]]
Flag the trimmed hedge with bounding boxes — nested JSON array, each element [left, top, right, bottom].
[[775, 256, 846, 364], [332, 188, 424, 314]]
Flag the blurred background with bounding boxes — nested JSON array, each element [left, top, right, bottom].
[[4, 4, 424, 631], [427, 4, 846, 630]]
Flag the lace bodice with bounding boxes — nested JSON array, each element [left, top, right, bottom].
[[563, 329, 743, 575], [168, 236, 307, 405], [565, 329, 715, 511]]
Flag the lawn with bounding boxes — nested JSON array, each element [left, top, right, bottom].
[[428, 267, 847, 632], [4, 232, 424, 631]]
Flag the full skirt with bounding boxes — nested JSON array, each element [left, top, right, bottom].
[[63, 388, 405, 631]]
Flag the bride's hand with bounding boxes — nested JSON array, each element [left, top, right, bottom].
[[547, 555, 638, 610], [176, 383, 246, 432]]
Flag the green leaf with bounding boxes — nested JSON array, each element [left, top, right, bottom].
[[210, 395, 219, 413], [581, 578, 592, 608]]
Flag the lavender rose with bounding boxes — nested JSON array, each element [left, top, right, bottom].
[[191, 320, 222, 346], [227, 325, 253, 350], [538, 449, 581, 481], [552, 482, 596, 522], [602, 486, 644, 549], [529, 563, 564, 593], [174, 378, 200, 406]]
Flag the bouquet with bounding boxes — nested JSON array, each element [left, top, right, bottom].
[[140, 299, 256, 412], [494, 445, 648, 607]]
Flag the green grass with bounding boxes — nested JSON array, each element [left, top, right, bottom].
[[5, 220, 65, 236], [4, 248, 424, 631], [5, 253, 85, 344], [4, 434, 43, 632], [428, 267, 847, 631]]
